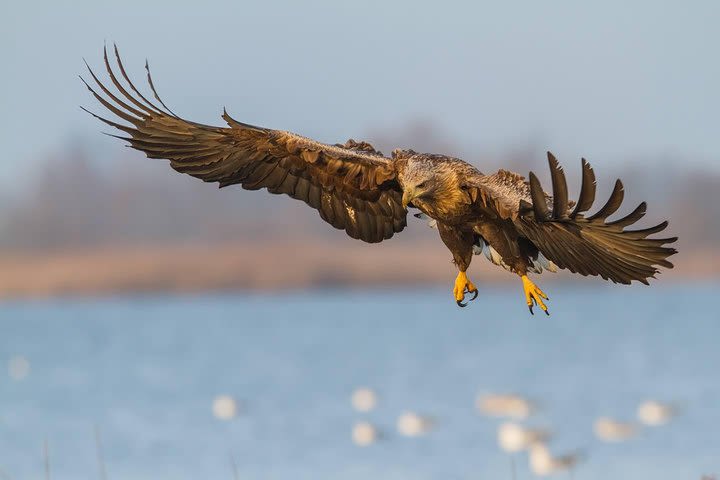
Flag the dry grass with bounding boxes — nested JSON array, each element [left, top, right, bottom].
[[0, 241, 715, 299]]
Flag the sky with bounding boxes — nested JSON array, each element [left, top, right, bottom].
[[2, 0, 719, 192]]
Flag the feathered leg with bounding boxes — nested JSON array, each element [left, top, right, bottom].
[[474, 222, 551, 315], [437, 223, 478, 307]]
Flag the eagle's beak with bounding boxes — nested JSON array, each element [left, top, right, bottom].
[[402, 188, 416, 209]]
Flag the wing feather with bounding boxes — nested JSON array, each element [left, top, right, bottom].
[[547, 152, 569, 220], [607, 202, 646, 228], [570, 158, 597, 217], [587, 179, 624, 221], [514, 156, 676, 284], [529, 172, 551, 221], [82, 47, 406, 243]]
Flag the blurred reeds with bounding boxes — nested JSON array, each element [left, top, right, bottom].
[[0, 125, 716, 297]]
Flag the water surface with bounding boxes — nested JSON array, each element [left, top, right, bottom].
[[1, 283, 718, 479]]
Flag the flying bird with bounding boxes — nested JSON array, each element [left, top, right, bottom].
[[81, 46, 677, 314]]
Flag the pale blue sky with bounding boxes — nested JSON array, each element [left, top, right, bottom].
[[3, 0, 719, 192]]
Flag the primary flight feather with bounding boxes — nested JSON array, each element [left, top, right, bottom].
[[82, 45, 677, 314]]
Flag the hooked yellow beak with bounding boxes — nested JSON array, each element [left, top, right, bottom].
[[402, 188, 416, 209]]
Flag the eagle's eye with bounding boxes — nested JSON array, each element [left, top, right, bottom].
[[417, 181, 428, 189]]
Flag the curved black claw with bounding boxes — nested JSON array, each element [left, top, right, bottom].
[[528, 303, 550, 316], [457, 299, 468, 308], [466, 289, 478, 302]]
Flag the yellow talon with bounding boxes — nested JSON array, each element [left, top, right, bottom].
[[453, 271, 478, 307], [521, 275, 550, 315]]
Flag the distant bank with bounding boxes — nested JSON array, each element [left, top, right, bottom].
[[0, 241, 712, 299]]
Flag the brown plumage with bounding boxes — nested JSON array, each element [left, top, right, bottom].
[[82, 46, 677, 314]]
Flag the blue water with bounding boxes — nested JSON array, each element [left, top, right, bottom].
[[1, 283, 718, 479]]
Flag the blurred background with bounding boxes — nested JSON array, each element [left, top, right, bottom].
[[1, 1, 718, 479]]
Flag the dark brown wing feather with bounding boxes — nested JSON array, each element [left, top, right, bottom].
[[515, 153, 677, 284], [81, 46, 406, 243]]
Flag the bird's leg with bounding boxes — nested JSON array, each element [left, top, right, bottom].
[[453, 270, 478, 307], [521, 275, 550, 315]]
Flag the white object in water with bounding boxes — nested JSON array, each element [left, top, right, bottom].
[[212, 395, 239, 420], [529, 443, 582, 476], [396, 411, 434, 437], [351, 387, 378, 412], [593, 417, 638, 442], [637, 400, 677, 426], [352, 421, 379, 446], [8, 355, 30, 381], [497, 422, 550, 452], [476, 393, 534, 419]]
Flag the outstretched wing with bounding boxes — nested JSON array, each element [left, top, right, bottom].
[[464, 153, 676, 284], [81, 46, 406, 243], [513, 153, 677, 284]]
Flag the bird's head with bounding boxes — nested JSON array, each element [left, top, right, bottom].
[[399, 158, 444, 209]]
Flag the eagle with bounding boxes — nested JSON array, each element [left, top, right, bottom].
[[81, 46, 677, 315]]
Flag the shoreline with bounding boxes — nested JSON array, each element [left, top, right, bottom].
[[0, 241, 713, 299]]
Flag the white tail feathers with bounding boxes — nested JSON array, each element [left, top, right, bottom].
[[475, 237, 557, 274]]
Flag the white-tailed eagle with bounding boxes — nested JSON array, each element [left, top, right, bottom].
[[82, 46, 677, 314]]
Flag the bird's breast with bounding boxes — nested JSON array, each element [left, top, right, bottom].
[[415, 196, 475, 226]]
